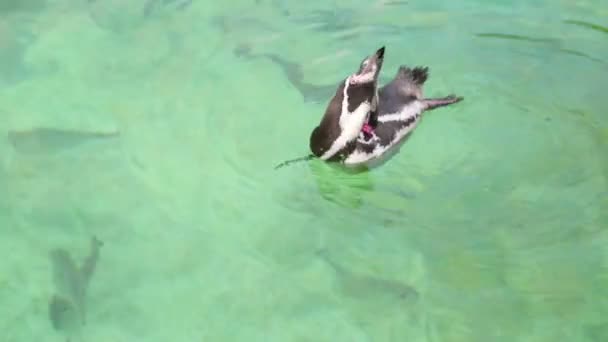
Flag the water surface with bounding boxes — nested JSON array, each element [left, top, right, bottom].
[[1, 0, 606, 341]]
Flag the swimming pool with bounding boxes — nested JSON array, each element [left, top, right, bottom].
[[1, 1, 606, 341]]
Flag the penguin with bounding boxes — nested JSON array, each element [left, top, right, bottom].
[[309, 46, 385, 163], [343, 65, 463, 169], [273, 46, 463, 171]]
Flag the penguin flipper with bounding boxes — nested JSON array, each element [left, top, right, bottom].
[[368, 108, 379, 128], [423, 95, 463, 110]]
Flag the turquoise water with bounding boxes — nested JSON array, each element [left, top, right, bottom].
[[1, 0, 607, 341]]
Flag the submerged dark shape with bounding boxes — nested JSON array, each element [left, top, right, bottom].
[[234, 45, 338, 104], [557, 48, 606, 65], [475, 32, 606, 65], [563, 19, 608, 34], [475, 32, 559, 44], [285, 4, 408, 37], [263, 54, 339, 103], [7, 128, 120, 154], [49, 295, 79, 332], [316, 248, 418, 302], [49, 237, 103, 330]]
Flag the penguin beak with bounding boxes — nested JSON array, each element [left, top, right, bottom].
[[375, 46, 385, 60], [372, 46, 385, 68], [359, 46, 385, 77], [350, 46, 386, 85]]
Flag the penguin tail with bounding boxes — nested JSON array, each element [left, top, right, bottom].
[[397, 66, 429, 86]]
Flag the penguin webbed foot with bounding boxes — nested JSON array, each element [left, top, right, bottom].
[[422, 95, 463, 110], [398, 66, 429, 85]]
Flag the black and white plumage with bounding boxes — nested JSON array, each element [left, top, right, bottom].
[[309, 46, 385, 162], [274, 46, 463, 171], [341, 65, 463, 168]]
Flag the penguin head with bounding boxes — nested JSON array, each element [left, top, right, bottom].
[[348, 46, 385, 86]]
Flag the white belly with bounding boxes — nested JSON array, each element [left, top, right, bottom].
[[343, 101, 425, 166], [320, 101, 371, 160]]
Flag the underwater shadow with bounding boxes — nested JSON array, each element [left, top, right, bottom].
[[307, 159, 375, 209], [234, 45, 394, 104], [7, 128, 120, 155], [234, 44, 338, 104], [49, 237, 103, 339], [274, 130, 420, 209], [563, 19, 608, 35], [474, 31, 607, 65]]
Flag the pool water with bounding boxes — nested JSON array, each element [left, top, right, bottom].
[[1, 0, 607, 341]]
